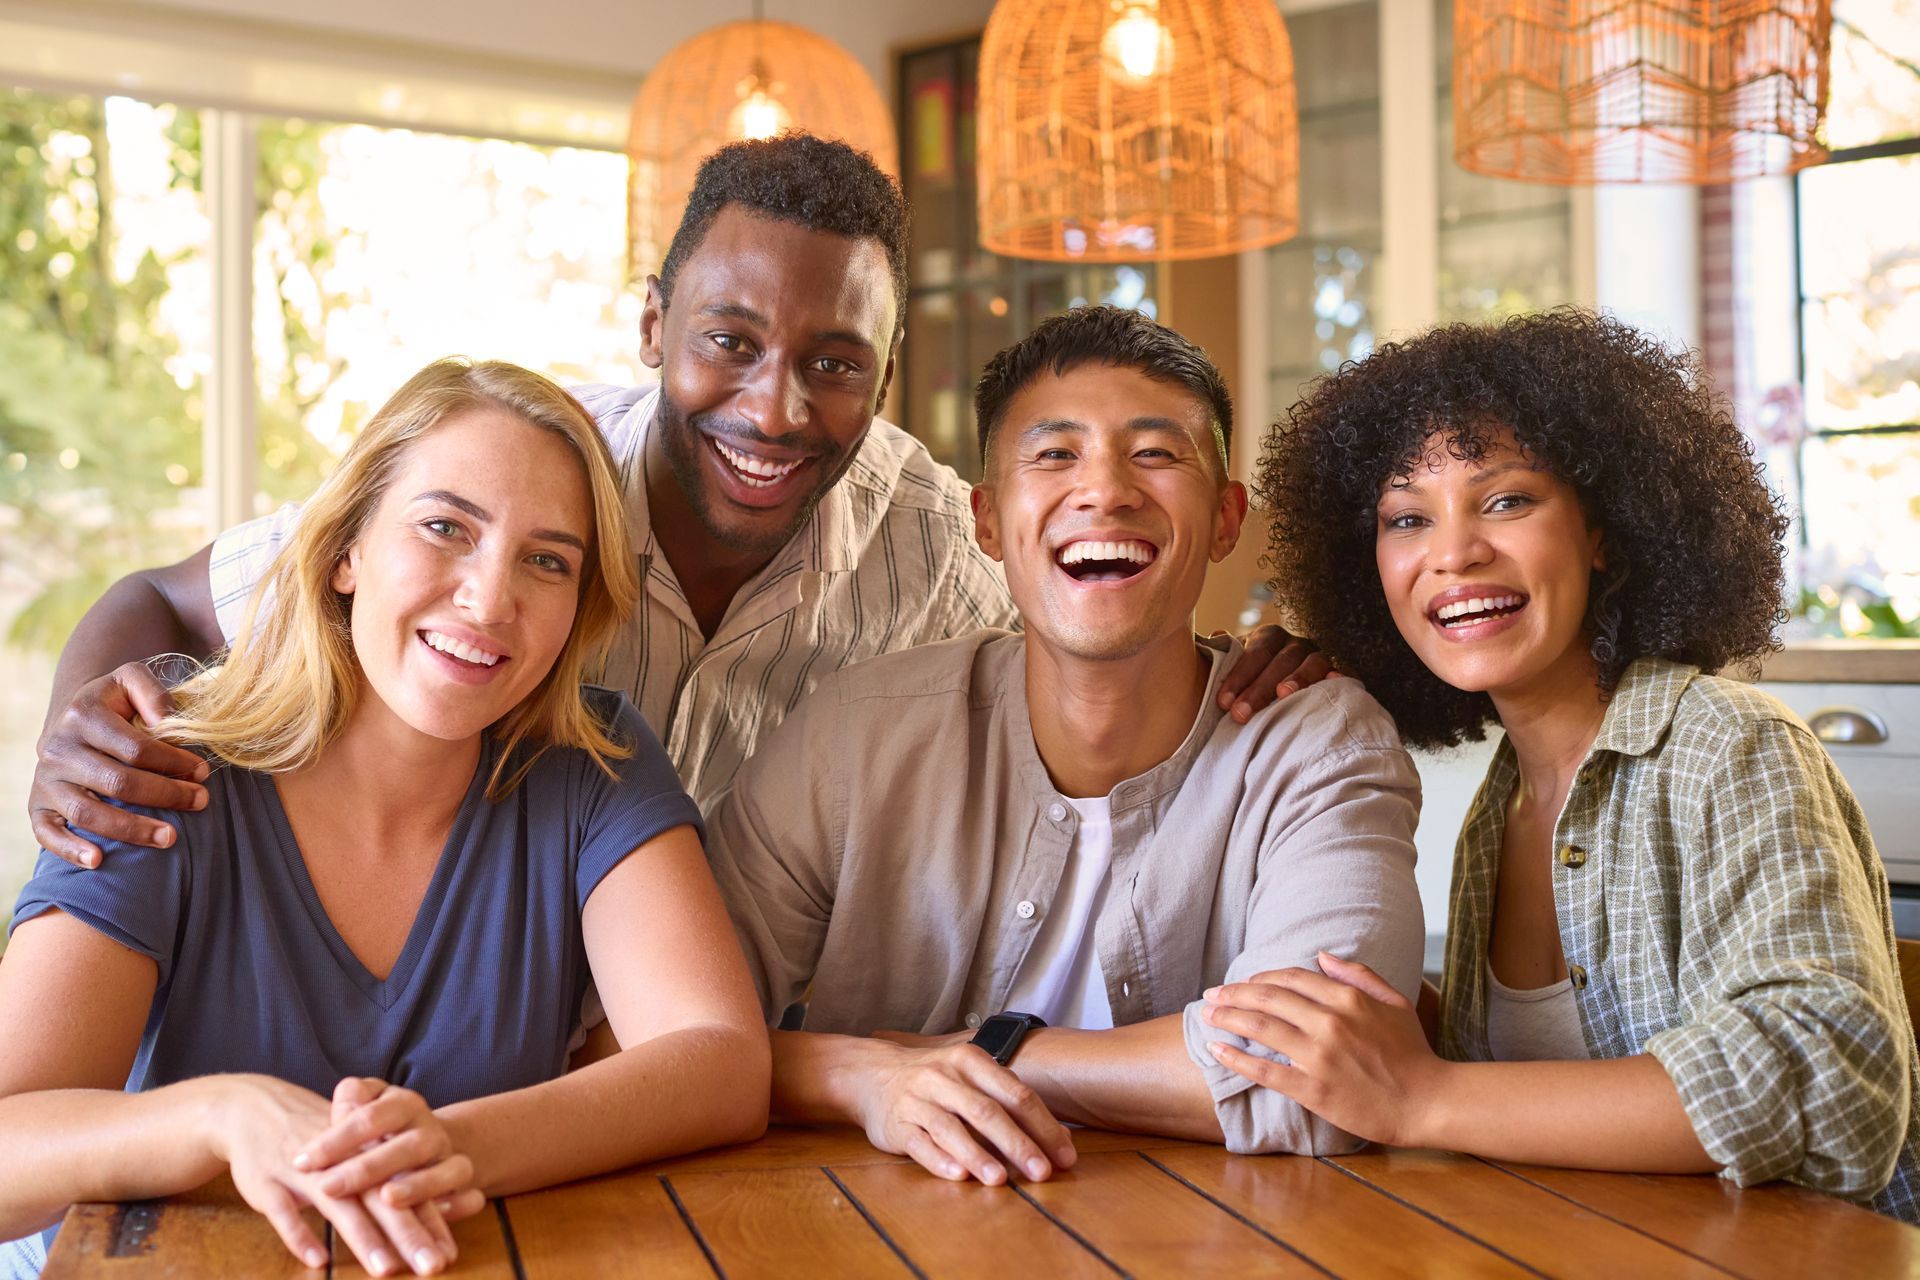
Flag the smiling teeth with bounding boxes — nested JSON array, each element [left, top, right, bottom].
[[1057, 540, 1156, 566], [1435, 595, 1523, 622], [422, 630, 503, 667], [714, 439, 803, 486]]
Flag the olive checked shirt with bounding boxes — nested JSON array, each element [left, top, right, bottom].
[[1437, 657, 1919, 1220]]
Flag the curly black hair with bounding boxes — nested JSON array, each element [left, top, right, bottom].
[[657, 133, 910, 336], [974, 305, 1233, 470], [1256, 308, 1790, 749]]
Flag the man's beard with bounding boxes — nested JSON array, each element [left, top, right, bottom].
[[654, 386, 862, 560]]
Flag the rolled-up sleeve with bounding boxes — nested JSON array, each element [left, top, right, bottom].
[[1183, 697, 1425, 1154], [1645, 718, 1910, 1199]]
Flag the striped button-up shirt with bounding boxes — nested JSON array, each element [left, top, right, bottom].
[[1437, 657, 1919, 1220], [210, 383, 1016, 811]]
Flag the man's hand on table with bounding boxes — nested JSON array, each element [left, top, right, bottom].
[[31, 661, 209, 867], [842, 1035, 1078, 1185], [1215, 624, 1337, 724], [210, 1074, 472, 1277]]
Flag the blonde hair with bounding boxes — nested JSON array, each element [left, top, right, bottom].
[[161, 358, 640, 799]]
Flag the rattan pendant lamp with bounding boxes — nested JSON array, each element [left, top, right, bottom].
[[626, 4, 898, 280], [976, 0, 1300, 262], [1453, 0, 1834, 183]]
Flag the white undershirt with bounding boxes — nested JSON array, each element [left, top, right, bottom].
[[1002, 794, 1116, 1030]]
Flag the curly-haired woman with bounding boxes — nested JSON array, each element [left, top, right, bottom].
[[1203, 309, 1917, 1219]]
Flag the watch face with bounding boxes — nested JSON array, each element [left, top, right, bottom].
[[971, 1016, 1027, 1063]]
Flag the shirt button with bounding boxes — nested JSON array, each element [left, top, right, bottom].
[[1047, 802, 1068, 822], [1568, 964, 1589, 990], [1557, 844, 1588, 869], [1016, 900, 1037, 920], [965, 1012, 982, 1029]]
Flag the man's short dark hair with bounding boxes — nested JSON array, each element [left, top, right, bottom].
[[973, 306, 1233, 470], [657, 133, 910, 337]]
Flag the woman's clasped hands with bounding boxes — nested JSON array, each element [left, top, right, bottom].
[[214, 1074, 483, 1276]]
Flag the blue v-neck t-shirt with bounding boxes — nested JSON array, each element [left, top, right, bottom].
[[8, 687, 701, 1109]]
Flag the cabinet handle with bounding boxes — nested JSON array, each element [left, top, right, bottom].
[[1809, 707, 1889, 746]]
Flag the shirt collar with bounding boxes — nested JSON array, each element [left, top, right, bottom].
[[1589, 656, 1700, 758], [1000, 634, 1238, 809]]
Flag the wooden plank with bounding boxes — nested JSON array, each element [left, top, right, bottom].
[[830, 1161, 1113, 1279], [506, 1170, 713, 1280], [1328, 1150, 1726, 1279], [1148, 1148, 1534, 1278], [331, 1200, 515, 1280], [634, 1126, 912, 1176], [632, 1124, 1199, 1177], [667, 1166, 908, 1278], [45, 1176, 315, 1279], [1488, 1160, 1920, 1279], [1017, 1151, 1320, 1278]]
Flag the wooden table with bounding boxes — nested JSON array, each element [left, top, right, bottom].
[[45, 1126, 1920, 1278]]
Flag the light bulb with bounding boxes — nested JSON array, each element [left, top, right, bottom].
[[1103, 4, 1171, 82], [728, 57, 792, 142], [729, 79, 791, 141]]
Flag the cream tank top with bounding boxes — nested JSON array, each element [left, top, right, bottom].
[[1485, 965, 1592, 1062]]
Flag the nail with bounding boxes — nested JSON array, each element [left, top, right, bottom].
[[371, 1249, 396, 1275], [292, 1152, 312, 1170], [305, 1247, 327, 1269], [192, 789, 208, 810], [1056, 1146, 1075, 1165], [413, 1247, 440, 1274], [1026, 1158, 1048, 1180], [1202, 986, 1221, 1000], [194, 761, 212, 780], [80, 852, 98, 869], [1208, 1041, 1228, 1056], [1233, 701, 1251, 719]]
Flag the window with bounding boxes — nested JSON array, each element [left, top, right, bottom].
[[896, 36, 1159, 482], [1, 88, 634, 916], [1794, 0, 1920, 636], [1264, 2, 1383, 407]]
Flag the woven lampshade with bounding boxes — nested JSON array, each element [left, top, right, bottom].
[[977, 0, 1300, 262], [627, 19, 898, 281], [1453, 0, 1832, 184]]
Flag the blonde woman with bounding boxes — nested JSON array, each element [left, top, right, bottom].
[[0, 360, 770, 1277]]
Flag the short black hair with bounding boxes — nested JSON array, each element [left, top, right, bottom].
[[1256, 307, 1790, 749], [974, 306, 1233, 468], [657, 133, 910, 337]]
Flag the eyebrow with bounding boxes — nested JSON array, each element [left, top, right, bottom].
[[410, 490, 587, 552], [698, 302, 877, 357], [1016, 416, 1195, 443], [1390, 459, 1534, 495]]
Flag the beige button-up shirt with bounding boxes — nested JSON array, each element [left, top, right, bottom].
[[1438, 657, 1919, 1220], [708, 630, 1426, 1155], [210, 384, 1017, 811]]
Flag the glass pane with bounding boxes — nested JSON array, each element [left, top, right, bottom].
[[252, 120, 637, 506], [0, 89, 210, 914], [1826, 0, 1920, 151], [1266, 2, 1381, 391], [1438, 209, 1572, 322], [1796, 430, 1920, 635], [1799, 151, 1920, 431]]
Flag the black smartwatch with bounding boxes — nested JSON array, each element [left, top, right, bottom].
[[969, 1011, 1047, 1065]]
